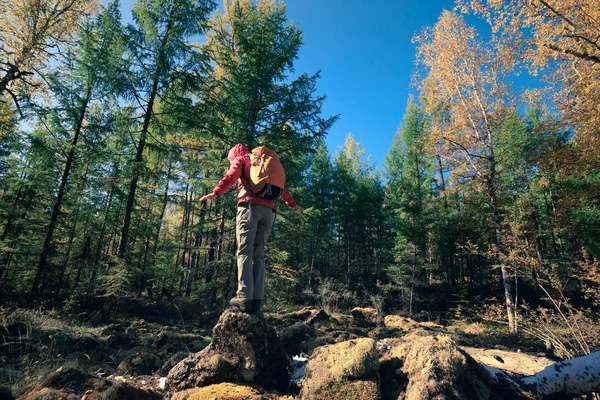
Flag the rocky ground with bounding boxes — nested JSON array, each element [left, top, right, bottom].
[[0, 306, 562, 399]]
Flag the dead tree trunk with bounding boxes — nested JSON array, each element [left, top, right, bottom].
[[518, 350, 600, 398]]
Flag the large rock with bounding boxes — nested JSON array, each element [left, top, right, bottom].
[[305, 309, 330, 326], [351, 307, 379, 328], [279, 322, 315, 357], [159, 352, 189, 377], [379, 331, 495, 400], [167, 308, 290, 392], [383, 314, 418, 331], [268, 308, 330, 330], [300, 338, 380, 400]]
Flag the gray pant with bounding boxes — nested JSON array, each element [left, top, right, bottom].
[[236, 203, 273, 301]]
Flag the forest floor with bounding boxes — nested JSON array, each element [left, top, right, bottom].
[[0, 305, 558, 399]]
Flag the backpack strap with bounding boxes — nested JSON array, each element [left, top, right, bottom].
[[238, 155, 253, 196]]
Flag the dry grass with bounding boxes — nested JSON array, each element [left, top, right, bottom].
[[448, 320, 491, 336], [0, 308, 98, 396], [0, 308, 92, 338], [22, 387, 80, 400]]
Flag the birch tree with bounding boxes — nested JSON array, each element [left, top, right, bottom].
[[414, 11, 520, 333]]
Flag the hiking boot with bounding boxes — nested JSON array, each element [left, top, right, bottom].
[[250, 299, 262, 314], [230, 296, 251, 313]]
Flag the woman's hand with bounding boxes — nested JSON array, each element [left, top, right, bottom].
[[200, 193, 217, 201]]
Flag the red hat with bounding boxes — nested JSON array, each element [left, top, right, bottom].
[[228, 144, 250, 161]]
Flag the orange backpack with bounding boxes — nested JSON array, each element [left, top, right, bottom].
[[240, 146, 286, 200]]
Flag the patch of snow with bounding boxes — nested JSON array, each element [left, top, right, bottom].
[[290, 355, 308, 387], [158, 377, 167, 390]]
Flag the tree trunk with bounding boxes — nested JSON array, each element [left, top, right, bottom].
[[29, 86, 92, 304], [54, 192, 84, 302], [487, 158, 516, 334], [148, 158, 172, 288], [117, 84, 156, 259], [185, 191, 195, 296], [217, 202, 226, 261], [118, 3, 176, 259], [518, 350, 600, 397]]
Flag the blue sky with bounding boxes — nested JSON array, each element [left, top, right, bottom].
[[283, 0, 456, 168], [114, 0, 457, 168]]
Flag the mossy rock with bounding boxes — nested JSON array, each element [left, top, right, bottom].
[[171, 383, 264, 400], [383, 315, 418, 331], [90, 383, 162, 400], [38, 367, 98, 395], [380, 332, 494, 400], [301, 338, 379, 400], [159, 352, 188, 376], [116, 351, 162, 376], [167, 308, 290, 392], [279, 322, 315, 357], [305, 309, 330, 325], [367, 326, 404, 341]]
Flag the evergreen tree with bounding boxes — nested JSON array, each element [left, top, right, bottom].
[[29, 0, 124, 302], [384, 99, 435, 316], [201, 0, 336, 152], [117, 0, 215, 259]]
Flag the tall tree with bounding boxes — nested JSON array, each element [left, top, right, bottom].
[[29, 0, 124, 302], [0, 0, 97, 114], [117, 0, 215, 259], [459, 0, 600, 261], [414, 11, 520, 333], [201, 0, 336, 152], [384, 98, 435, 316]]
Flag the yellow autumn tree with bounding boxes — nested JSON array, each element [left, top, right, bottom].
[[457, 0, 600, 172], [0, 0, 98, 114], [414, 10, 520, 333]]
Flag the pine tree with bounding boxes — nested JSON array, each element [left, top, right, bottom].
[[29, 0, 124, 303], [384, 98, 435, 316], [117, 0, 215, 259], [201, 0, 336, 152]]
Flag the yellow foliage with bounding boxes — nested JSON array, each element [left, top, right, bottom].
[[0, 0, 98, 101]]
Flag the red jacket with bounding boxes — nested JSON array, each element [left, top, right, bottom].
[[212, 155, 297, 210]]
